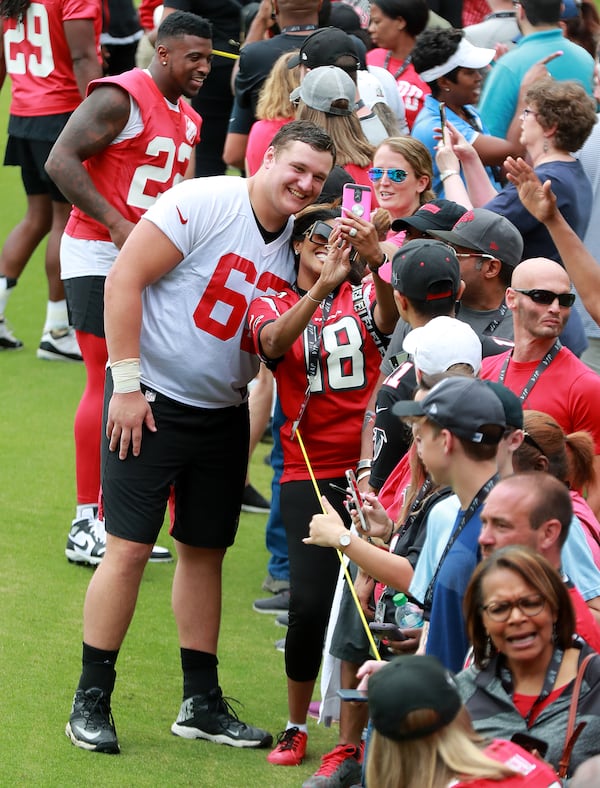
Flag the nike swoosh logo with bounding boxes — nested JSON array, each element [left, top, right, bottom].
[[375, 405, 387, 414], [73, 725, 101, 740], [176, 206, 188, 225]]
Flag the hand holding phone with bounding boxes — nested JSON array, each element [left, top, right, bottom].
[[345, 469, 369, 532], [368, 622, 408, 641]]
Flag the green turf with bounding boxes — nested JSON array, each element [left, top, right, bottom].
[[0, 87, 338, 786]]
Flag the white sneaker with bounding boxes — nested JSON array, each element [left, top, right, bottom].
[[66, 511, 106, 565], [37, 327, 82, 362], [66, 510, 173, 564], [0, 318, 23, 350]]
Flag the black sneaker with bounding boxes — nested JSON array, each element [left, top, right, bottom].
[[275, 611, 289, 628], [171, 688, 273, 748], [66, 687, 120, 754], [253, 589, 290, 614], [241, 484, 270, 514]]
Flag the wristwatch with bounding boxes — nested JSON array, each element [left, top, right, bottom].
[[339, 532, 352, 550]]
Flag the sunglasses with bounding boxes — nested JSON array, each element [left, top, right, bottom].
[[513, 288, 576, 308], [306, 221, 333, 246], [481, 593, 545, 623], [367, 167, 408, 183]]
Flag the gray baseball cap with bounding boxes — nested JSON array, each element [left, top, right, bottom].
[[430, 208, 524, 268]]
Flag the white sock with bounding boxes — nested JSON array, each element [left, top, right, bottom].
[[76, 503, 98, 521], [44, 299, 69, 332], [0, 276, 13, 319], [287, 721, 308, 734]]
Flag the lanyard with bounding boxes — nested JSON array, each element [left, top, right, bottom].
[[423, 475, 498, 613], [290, 291, 334, 437], [499, 647, 564, 727], [498, 340, 561, 403], [483, 301, 509, 336], [384, 51, 412, 80]]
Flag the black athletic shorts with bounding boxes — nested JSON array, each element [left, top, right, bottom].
[[4, 135, 67, 202], [101, 371, 250, 549], [64, 276, 106, 337]]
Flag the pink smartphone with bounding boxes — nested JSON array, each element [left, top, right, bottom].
[[342, 183, 371, 219]]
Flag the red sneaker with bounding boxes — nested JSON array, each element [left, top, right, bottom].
[[301, 743, 362, 787], [267, 726, 308, 766]]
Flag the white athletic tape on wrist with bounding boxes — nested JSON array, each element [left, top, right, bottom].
[[111, 357, 141, 393]]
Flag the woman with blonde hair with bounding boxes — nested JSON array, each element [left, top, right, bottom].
[[514, 409, 600, 569], [245, 50, 301, 176], [364, 653, 560, 788]]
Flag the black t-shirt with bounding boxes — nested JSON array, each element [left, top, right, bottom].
[[164, 0, 252, 45]]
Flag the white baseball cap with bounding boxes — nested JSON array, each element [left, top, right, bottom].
[[402, 316, 482, 376]]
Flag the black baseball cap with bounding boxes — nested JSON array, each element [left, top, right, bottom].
[[391, 239, 460, 302], [288, 27, 360, 70], [391, 199, 467, 234], [430, 208, 524, 269], [368, 656, 462, 742], [392, 376, 506, 444]]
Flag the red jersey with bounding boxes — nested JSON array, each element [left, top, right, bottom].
[[451, 739, 560, 787], [65, 68, 201, 242], [365, 48, 430, 130], [4, 0, 102, 116], [248, 281, 385, 482], [481, 347, 600, 453]]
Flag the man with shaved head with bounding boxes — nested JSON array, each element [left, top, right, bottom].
[[481, 258, 600, 515]]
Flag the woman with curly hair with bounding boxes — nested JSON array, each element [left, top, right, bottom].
[[410, 27, 524, 196]]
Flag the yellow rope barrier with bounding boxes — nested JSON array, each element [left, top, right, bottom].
[[212, 48, 239, 60], [295, 428, 382, 661]]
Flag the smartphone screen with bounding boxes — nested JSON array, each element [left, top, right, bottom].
[[439, 101, 446, 138]]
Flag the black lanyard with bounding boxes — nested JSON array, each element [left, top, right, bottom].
[[483, 301, 509, 335], [290, 291, 334, 437], [498, 341, 561, 403], [384, 51, 412, 80], [499, 647, 564, 727], [423, 476, 498, 613]]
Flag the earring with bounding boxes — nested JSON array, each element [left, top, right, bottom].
[[444, 87, 450, 92], [543, 139, 549, 154], [162, 60, 167, 66]]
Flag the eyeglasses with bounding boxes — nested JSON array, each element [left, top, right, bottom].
[[367, 167, 408, 183], [455, 252, 496, 263], [306, 220, 333, 247], [513, 288, 576, 308], [521, 108, 538, 119], [482, 593, 546, 622]]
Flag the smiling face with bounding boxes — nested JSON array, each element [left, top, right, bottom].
[[296, 218, 337, 286], [158, 35, 213, 100], [443, 67, 484, 107], [262, 141, 333, 222], [372, 145, 429, 218], [481, 567, 556, 669]]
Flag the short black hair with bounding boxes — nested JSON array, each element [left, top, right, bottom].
[[520, 0, 562, 25], [156, 11, 213, 44], [372, 0, 429, 37], [270, 120, 337, 166], [412, 28, 463, 95]]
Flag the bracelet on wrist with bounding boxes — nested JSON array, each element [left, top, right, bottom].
[[368, 251, 388, 272], [439, 170, 460, 183], [384, 518, 395, 545], [356, 470, 371, 484], [111, 357, 141, 394], [306, 290, 321, 304], [356, 458, 372, 472]]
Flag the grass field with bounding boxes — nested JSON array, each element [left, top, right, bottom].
[[0, 88, 338, 786]]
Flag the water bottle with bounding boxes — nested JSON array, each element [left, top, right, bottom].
[[393, 592, 424, 629]]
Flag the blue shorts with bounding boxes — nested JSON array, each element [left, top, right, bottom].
[[101, 371, 250, 549]]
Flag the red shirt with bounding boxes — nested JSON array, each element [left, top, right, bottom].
[[4, 0, 102, 116], [365, 48, 430, 129], [65, 68, 201, 242], [451, 739, 560, 787]]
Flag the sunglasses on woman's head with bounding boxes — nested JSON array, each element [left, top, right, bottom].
[[367, 167, 408, 183]]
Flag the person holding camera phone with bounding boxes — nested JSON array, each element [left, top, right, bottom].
[[246, 202, 397, 778]]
